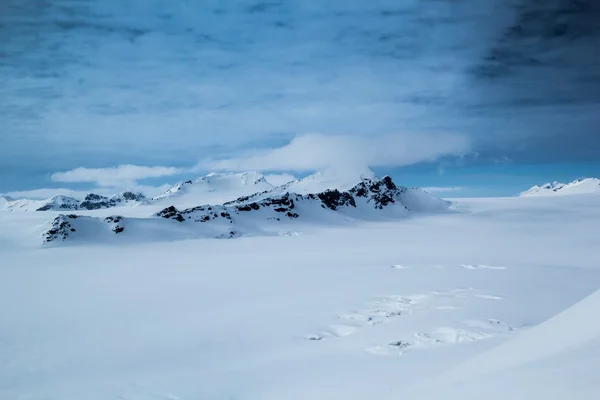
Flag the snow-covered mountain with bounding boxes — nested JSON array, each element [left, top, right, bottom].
[[152, 170, 379, 208], [0, 195, 80, 212], [152, 172, 275, 206], [0, 192, 147, 211], [520, 178, 600, 197], [43, 176, 450, 244], [79, 192, 147, 210], [275, 169, 376, 195]]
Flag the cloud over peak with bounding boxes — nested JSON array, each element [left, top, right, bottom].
[[202, 132, 470, 174], [50, 165, 183, 187]]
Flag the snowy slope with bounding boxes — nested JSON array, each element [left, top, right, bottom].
[[521, 178, 600, 196], [275, 169, 376, 195], [0, 195, 80, 212], [42, 176, 450, 245], [409, 288, 600, 400], [2, 193, 600, 400], [153, 172, 274, 207]]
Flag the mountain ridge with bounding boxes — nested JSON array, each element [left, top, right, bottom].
[[520, 178, 600, 196], [43, 176, 450, 245]]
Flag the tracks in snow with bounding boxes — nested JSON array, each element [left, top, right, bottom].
[[304, 264, 515, 356]]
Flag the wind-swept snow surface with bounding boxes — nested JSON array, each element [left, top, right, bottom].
[[1, 193, 600, 399]]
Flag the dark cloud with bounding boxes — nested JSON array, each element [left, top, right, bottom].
[[0, 0, 599, 191]]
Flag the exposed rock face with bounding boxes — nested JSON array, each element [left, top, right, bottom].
[[348, 176, 405, 209], [104, 216, 125, 233], [234, 193, 300, 218], [156, 194, 301, 223], [44, 214, 78, 242], [118, 192, 146, 202], [79, 192, 146, 210], [158, 176, 412, 225], [156, 204, 234, 223], [35, 196, 81, 211], [313, 190, 356, 210], [80, 194, 112, 210]]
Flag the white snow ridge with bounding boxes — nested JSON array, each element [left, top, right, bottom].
[[153, 171, 275, 207], [0, 195, 80, 212], [520, 178, 600, 196]]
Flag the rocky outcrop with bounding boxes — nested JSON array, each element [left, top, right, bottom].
[[348, 176, 404, 209], [104, 215, 125, 233], [156, 193, 301, 223], [35, 196, 81, 211], [79, 192, 146, 210], [44, 214, 78, 242]]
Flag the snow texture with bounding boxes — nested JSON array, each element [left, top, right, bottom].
[[2, 178, 600, 400]]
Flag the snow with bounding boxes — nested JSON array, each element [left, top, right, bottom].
[[40, 176, 449, 245], [0, 195, 80, 212], [1, 191, 600, 399], [521, 177, 600, 196], [274, 168, 376, 195], [153, 172, 274, 207]]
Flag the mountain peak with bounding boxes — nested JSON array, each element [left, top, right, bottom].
[[521, 178, 600, 196], [153, 171, 274, 205]]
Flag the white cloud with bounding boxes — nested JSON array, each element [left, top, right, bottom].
[[202, 132, 470, 173], [51, 165, 183, 187], [264, 173, 297, 186], [422, 186, 463, 193]]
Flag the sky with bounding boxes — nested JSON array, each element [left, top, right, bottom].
[[1, 0, 599, 198]]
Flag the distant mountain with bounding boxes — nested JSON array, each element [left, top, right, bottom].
[[35, 196, 81, 211], [0, 192, 147, 212], [79, 192, 147, 210], [43, 176, 450, 244], [152, 172, 275, 207], [4, 170, 380, 212], [0, 195, 80, 212], [521, 178, 600, 196]]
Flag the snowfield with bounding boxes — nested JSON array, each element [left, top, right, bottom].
[[1, 191, 600, 399]]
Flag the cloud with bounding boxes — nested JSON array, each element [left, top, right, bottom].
[[51, 165, 183, 187], [264, 173, 297, 186], [202, 133, 470, 173], [422, 186, 463, 193], [2, 0, 598, 195]]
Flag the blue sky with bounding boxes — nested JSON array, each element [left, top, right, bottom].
[[1, 0, 599, 198]]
